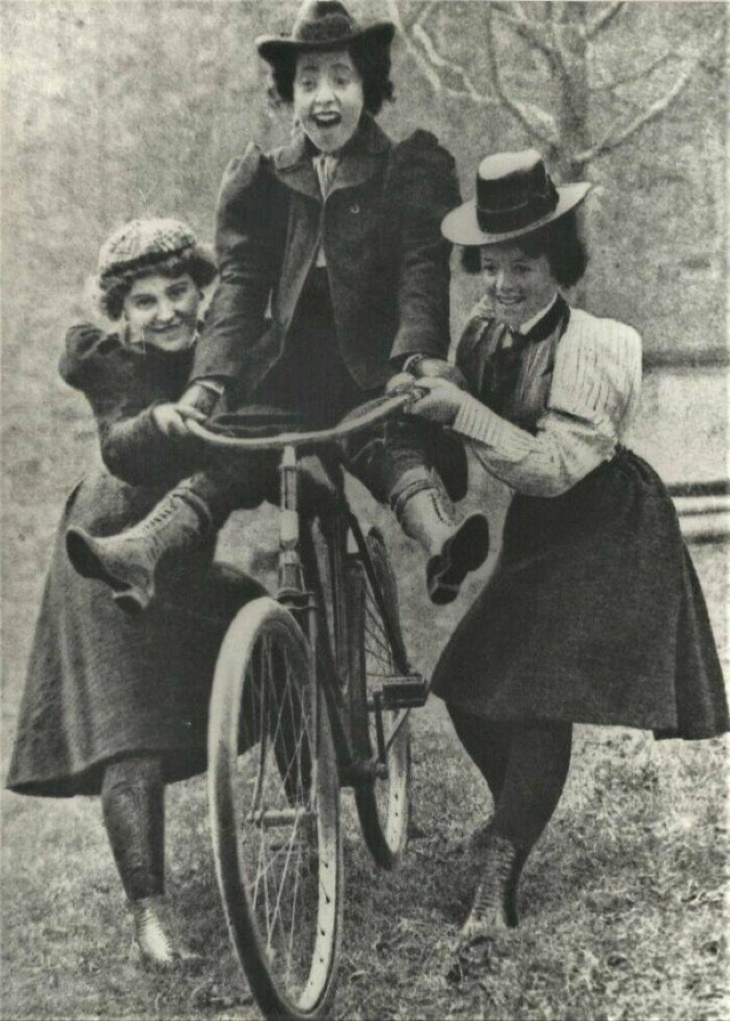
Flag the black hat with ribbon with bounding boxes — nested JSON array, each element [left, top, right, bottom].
[[256, 1, 395, 66], [442, 150, 591, 246]]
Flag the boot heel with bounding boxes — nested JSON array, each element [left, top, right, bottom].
[[428, 514, 490, 605], [66, 528, 120, 587], [113, 585, 153, 616], [65, 491, 204, 613]]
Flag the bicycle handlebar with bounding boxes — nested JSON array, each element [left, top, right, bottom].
[[186, 386, 425, 452]]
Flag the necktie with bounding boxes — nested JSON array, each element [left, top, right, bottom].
[[314, 153, 340, 267], [484, 324, 529, 416], [315, 153, 339, 198], [482, 296, 570, 415]]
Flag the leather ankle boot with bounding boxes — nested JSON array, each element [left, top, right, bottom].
[[66, 487, 211, 614], [131, 896, 200, 968], [460, 830, 527, 945], [393, 469, 489, 605]]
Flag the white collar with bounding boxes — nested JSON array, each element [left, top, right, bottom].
[[519, 293, 559, 335]]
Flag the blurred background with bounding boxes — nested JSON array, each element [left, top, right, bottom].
[[2, 0, 727, 738]]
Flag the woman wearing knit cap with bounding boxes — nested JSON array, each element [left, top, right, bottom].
[[6, 219, 264, 966], [406, 150, 728, 945], [64, 0, 490, 615]]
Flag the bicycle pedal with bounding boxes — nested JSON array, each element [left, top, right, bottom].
[[380, 675, 428, 709]]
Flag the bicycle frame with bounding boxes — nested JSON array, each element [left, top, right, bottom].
[[201, 391, 429, 1019], [273, 441, 422, 790]]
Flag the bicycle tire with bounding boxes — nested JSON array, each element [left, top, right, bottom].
[[347, 529, 411, 869], [208, 597, 343, 1021]]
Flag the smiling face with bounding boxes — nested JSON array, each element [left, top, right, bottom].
[[122, 272, 201, 351], [479, 244, 559, 328], [293, 48, 364, 154]]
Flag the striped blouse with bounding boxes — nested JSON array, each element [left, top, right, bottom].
[[451, 303, 642, 497]]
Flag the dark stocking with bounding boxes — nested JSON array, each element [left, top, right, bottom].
[[447, 704, 572, 850], [448, 704, 511, 804], [101, 756, 165, 901]]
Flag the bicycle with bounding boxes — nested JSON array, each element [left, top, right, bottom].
[[188, 390, 431, 1021]]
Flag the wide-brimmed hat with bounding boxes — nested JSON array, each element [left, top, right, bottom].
[[256, 0, 395, 66], [442, 150, 591, 246]]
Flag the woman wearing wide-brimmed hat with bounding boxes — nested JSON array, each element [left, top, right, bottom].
[[407, 149, 728, 944], [6, 219, 264, 966], [64, 0, 490, 615]]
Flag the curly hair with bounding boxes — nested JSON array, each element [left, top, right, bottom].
[[460, 211, 588, 289], [269, 37, 395, 115], [99, 249, 217, 321]]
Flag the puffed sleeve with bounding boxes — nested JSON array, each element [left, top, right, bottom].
[[388, 131, 461, 364], [191, 144, 276, 383], [451, 311, 643, 497], [59, 325, 194, 488], [59, 323, 120, 391]]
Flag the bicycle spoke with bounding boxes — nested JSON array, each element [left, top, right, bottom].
[[349, 533, 411, 869]]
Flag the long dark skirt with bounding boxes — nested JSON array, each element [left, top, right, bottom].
[[6, 471, 265, 798], [431, 448, 728, 740]]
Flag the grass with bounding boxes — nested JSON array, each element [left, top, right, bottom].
[[2, 539, 727, 1021]]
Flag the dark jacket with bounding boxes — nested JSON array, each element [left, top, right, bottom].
[[192, 115, 461, 399], [7, 325, 262, 797], [59, 325, 204, 490]]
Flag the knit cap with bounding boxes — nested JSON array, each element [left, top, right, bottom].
[[97, 219, 200, 280]]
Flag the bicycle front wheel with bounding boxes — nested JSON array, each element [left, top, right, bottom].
[[208, 597, 343, 1021], [348, 529, 411, 869]]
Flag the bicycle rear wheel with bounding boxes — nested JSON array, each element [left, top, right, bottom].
[[348, 529, 411, 869], [208, 597, 342, 1021]]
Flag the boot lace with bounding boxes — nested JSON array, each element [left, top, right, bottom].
[[133, 900, 176, 963], [469, 835, 518, 923]]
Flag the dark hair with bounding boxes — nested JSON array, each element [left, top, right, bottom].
[[270, 38, 395, 115], [460, 210, 588, 288], [100, 249, 217, 321]]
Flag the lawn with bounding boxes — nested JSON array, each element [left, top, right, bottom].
[[2, 530, 727, 1020]]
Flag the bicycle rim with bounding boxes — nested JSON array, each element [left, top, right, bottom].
[[208, 598, 342, 1021], [348, 530, 411, 868]]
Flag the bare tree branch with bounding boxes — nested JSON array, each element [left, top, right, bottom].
[[386, 0, 442, 92], [542, 3, 568, 77], [576, 26, 723, 162], [590, 51, 673, 93], [485, 6, 557, 149], [412, 20, 499, 105], [398, 0, 436, 33], [585, 1, 626, 41], [490, 1, 560, 67], [388, 0, 499, 105]]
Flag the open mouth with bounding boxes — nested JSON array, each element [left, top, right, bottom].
[[151, 322, 184, 332], [312, 112, 342, 128]]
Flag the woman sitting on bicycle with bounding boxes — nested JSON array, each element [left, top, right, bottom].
[[65, 0, 490, 614], [407, 150, 728, 945], [6, 219, 264, 966]]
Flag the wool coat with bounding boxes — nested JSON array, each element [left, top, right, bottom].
[[6, 327, 264, 797], [191, 114, 461, 400]]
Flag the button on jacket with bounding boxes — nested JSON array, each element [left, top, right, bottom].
[[192, 115, 461, 401]]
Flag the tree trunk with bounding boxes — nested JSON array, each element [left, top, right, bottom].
[[553, 3, 591, 181]]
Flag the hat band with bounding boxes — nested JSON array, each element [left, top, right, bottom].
[[476, 185, 559, 236], [100, 242, 195, 283], [297, 13, 355, 42]]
